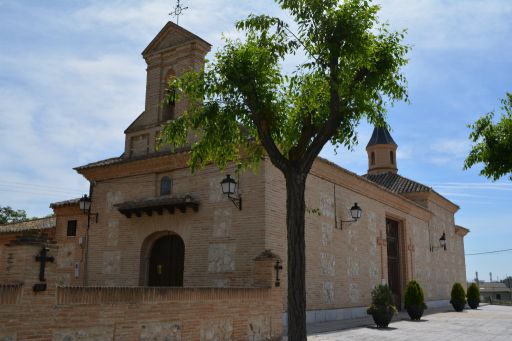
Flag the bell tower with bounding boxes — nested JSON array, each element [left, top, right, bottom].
[[123, 22, 211, 158], [366, 126, 398, 175]]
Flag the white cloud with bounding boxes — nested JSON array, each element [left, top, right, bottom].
[[426, 138, 470, 165], [0, 51, 146, 216], [377, 0, 512, 51]]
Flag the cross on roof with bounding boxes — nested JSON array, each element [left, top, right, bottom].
[[169, 0, 189, 25]]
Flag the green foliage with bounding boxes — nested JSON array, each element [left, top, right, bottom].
[[160, 0, 409, 172], [0, 206, 29, 225], [467, 283, 480, 302], [367, 284, 398, 315], [404, 280, 427, 309], [450, 282, 467, 303], [464, 93, 512, 181], [160, 1, 408, 338]]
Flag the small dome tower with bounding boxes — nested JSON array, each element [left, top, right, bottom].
[[366, 126, 398, 175]]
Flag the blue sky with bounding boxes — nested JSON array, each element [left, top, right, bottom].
[[0, 0, 511, 282]]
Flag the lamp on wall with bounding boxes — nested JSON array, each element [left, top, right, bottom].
[[220, 174, 242, 210], [79, 194, 99, 223], [337, 202, 362, 230], [439, 232, 447, 250], [431, 232, 447, 251]]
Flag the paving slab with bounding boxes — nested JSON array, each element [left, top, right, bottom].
[[306, 304, 512, 341]]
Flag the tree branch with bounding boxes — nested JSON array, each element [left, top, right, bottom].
[[244, 92, 290, 172]]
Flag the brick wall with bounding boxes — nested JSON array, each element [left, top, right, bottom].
[[263, 157, 467, 312], [0, 240, 284, 341]]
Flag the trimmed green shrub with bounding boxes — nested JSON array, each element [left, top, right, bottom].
[[367, 284, 398, 315], [467, 283, 480, 301], [450, 282, 467, 311], [467, 283, 480, 309], [450, 282, 466, 303], [404, 280, 427, 309]]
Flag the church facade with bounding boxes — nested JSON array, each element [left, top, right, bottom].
[[0, 22, 468, 340]]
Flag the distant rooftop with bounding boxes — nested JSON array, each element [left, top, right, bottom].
[[50, 198, 81, 209], [0, 216, 56, 234]]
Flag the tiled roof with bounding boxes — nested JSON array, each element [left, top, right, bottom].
[[74, 148, 192, 171], [50, 198, 81, 209], [363, 172, 431, 194], [0, 217, 56, 234], [479, 282, 510, 293], [115, 195, 199, 218], [366, 127, 397, 147], [74, 156, 124, 171]]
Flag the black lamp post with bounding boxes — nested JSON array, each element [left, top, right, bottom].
[[431, 232, 447, 251], [220, 174, 242, 210], [79, 194, 98, 223], [338, 202, 362, 229], [439, 232, 447, 251]]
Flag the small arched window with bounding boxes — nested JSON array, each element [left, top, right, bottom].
[[371, 152, 375, 165], [390, 151, 395, 165], [160, 176, 172, 196]]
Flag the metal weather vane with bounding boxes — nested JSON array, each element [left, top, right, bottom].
[[169, 0, 189, 25]]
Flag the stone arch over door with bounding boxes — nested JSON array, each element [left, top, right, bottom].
[[139, 231, 185, 286]]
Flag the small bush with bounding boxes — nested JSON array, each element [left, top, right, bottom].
[[450, 282, 466, 303], [367, 284, 398, 315], [467, 283, 480, 302], [404, 280, 427, 309]]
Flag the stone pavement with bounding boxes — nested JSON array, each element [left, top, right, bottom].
[[305, 304, 512, 340]]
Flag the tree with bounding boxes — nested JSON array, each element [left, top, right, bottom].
[[464, 93, 512, 181], [161, 1, 408, 338], [0, 206, 29, 225], [502, 276, 512, 288]]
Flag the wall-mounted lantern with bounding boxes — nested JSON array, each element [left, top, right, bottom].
[[439, 232, 447, 250], [337, 202, 362, 230], [79, 194, 99, 223], [220, 174, 242, 210], [431, 232, 447, 251]]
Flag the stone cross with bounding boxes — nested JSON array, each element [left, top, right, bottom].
[[35, 247, 54, 282], [274, 260, 283, 287], [408, 238, 415, 279], [169, 0, 189, 25], [377, 231, 386, 282]]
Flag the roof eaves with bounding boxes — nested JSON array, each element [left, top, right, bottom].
[[315, 157, 432, 218]]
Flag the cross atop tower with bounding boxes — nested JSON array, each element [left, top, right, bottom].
[[169, 0, 189, 25]]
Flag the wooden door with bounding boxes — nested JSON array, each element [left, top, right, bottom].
[[386, 219, 402, 309], [148, 235, 184, 287]]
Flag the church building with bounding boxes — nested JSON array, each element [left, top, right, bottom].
[[0, 22, 468, 340]]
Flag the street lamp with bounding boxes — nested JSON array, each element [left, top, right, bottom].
[[79, 194, 98, 223], [439, 232, 447, 251], [220, 174, 242, 210], [431, 232, 447, 251], [338, 203, 362, 230]]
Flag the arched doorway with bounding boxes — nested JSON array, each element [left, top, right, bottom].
[[148, 234, 184, 287]]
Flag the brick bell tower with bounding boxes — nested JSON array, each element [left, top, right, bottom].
[[366, 126, 398, 175], [123, 22, 211, 158]]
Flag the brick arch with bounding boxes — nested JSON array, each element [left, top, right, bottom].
[[161, 69, 176, 121], [139, 230, 185, 286]]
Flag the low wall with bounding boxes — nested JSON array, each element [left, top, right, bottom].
[[0, 286, 283, 341]]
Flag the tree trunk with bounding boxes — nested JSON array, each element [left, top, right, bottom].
[[285, 169, 307, 341]]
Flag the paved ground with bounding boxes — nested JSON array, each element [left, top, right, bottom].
[[305, 304, 512, 340]]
